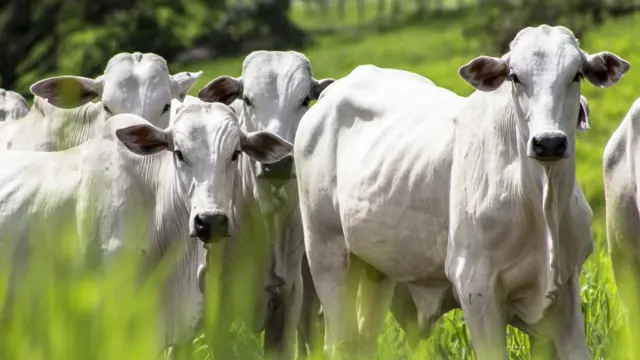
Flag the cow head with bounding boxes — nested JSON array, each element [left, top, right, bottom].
[[115, 103, 293, 244], [197, 50, 334, 181], [30, 52, 202, 129], [0, 89, 29, 122], [458, 25, 629, 163]]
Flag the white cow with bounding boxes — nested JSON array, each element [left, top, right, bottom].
[[0, 103, 292, 354], [195, 50, 334, 359], [295, 25, 627, 359], [449, 25, 626, 359], [0, 89, 29, 122], [0, 52, 201, 151], [603, 97, 640, 352]]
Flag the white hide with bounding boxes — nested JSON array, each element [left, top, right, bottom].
[[196, 50, 334, 358], [0, 52, 201, 151], [0, 103, 286, 351], [294, 64, 465, 357], [603, 97, 640, 343], [0, 89, 29, 122]]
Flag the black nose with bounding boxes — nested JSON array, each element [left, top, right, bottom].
[[256, 155, 295, 180], [194, 211, 229, 243], [531, 133, 568, 161]]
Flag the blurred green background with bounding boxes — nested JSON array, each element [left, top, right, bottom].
[[2, 0, 640, 359]]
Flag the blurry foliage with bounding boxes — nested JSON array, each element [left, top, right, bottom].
[[0, 0, 307, 95], [462, 0, 639, 54]]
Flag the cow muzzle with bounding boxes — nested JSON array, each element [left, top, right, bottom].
[[256, 155, 295, 180], [190, 210, 230, 244], [527, 131, 569, 162]]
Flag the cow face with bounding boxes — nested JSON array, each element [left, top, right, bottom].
[[115, 103, 293, 244], [197, 50, 334, 181], [30, 52, 202, 129], [0, 89, 29, 122], [458, 25, 629, 163]]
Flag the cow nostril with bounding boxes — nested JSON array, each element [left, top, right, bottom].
[[194, 215, 206, 231]]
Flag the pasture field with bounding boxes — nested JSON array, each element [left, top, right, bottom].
[[2, 6, 640, 360]]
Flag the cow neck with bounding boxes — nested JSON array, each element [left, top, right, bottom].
[[35, 97, 104, 150], [137, 151, 190, 255], [230, 111, 262, 237]]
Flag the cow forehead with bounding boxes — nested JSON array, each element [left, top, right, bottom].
[[102, 54, 173, 100], [174, 103, 240, 143], [509, 26, 583, 73], [242, 53, 313, 96]]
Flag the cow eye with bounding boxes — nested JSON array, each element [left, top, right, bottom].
[[243, 96, 252, 107], [103, 105, 112, 115], [174, 150, 185, 162], [302, 96, 311, 107], [573, 72, 583, 82], [162, 103, 171, 113], [508, 71, 520, 84], [231, 150, 241, 162]]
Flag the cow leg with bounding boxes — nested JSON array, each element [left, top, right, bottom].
[[548, 273, 590, 360], [389, 283, 422, 349], [455, 274, 508, 360], [607, 195, 640, 357], [264, 261, 303, 360], [305, 230, 362, 359], [356, 265, 395, 356], [297, 254, 323, 358]]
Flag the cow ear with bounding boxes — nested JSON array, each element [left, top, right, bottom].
[[311, 78, 335, 100], [116, 124, 172, 156], [197, 76, 243, 105], [171, 71, 203, 102], [241, 131, 293, 164], [577, 95, 590, 132], [30, 75, 104, 109], [459, 55, 509, 91], [583, 51, 630, 88]]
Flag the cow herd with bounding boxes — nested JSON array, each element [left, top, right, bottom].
[[0, 24, 639, 360]]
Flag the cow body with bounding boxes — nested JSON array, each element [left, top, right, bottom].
[[294, 64, 464, 357], [0, 52, 201, 151]]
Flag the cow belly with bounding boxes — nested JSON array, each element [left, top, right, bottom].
[[342, 204, 449, 282]]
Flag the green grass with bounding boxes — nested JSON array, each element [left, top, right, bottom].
[[3, 6, 640, 360]]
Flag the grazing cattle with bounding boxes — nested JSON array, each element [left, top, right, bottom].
[[603, 97, 640, 352], [0, 52, 201, 151], [0, 89, 29, 122], [0, 103, 292, 353], [196, 50, 334, 359], [295, 25, 626, 359]]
